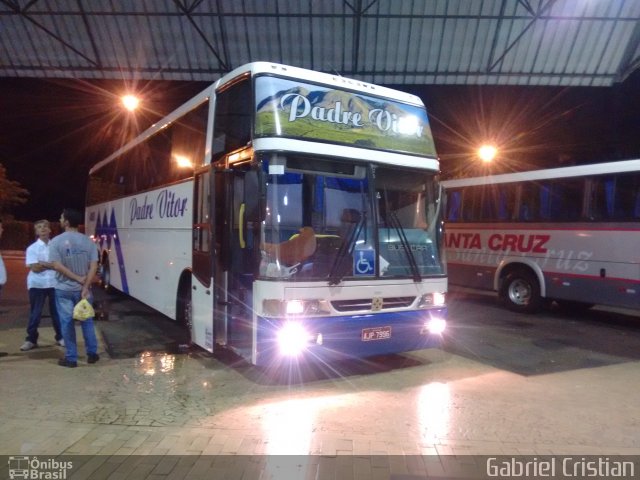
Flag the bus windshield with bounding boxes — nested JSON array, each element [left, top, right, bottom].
[[259, 153, 444, 281]]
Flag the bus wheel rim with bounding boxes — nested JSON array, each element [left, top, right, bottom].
[[508, 279, 531, 305]]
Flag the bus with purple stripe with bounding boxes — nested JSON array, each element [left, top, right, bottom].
[[86, 62, 447, 367]]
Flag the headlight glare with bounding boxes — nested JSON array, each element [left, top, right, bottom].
[[425, 317, 447, 335], [277, 321, 309, 356]]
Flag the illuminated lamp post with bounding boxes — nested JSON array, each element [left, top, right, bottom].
[[121, 94, 140, 112], [478, 144, 498, 163]]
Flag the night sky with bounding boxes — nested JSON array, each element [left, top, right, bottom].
[[1, 70, 639, 221]]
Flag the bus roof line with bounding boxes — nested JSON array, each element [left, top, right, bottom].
[[442, 159, 640, 188], [215, 62, 424, 106], [90, 61, 429, 175], [89, 85, 215, 175]]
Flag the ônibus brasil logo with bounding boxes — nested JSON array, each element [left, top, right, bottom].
[[7, 456, 73, 479]]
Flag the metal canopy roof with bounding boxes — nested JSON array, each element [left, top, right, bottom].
[[1, 0, 640, 87]]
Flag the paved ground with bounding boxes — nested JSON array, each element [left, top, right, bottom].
[[1, 252, 639, 479]]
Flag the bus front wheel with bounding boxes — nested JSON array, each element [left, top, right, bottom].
[[100, 259, 113, 293], [500, 268, 542, 313], [176, 278, 193, 337]]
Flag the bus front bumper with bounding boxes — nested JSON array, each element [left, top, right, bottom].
[[254, 308, 447, 367]]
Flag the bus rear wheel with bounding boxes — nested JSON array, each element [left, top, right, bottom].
[[500, 268, 542, 313]]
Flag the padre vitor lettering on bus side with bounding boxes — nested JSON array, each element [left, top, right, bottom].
[[129, 189, 188, 224]]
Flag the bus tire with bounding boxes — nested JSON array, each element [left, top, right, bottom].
[[499, 268, 542, 313], [176, 277, 193, 336], [100, 258, 113, 293]]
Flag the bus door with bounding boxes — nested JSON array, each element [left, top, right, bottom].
[[215, 164, 260, 362], [191, 168, 215, 352]]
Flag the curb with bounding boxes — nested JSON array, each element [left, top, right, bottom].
[[0, 251, 25, 259]]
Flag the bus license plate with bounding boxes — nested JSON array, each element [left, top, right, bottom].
[[362, 326, 391, 341]]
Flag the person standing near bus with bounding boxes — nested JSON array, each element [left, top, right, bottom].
[[49, 209, 99, 368], [20, 220, 63, 351]]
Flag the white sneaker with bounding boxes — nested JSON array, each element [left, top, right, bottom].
[[20, 341, 37, 351], [56, 339, 65, 347]]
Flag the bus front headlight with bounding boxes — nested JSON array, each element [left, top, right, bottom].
[[277, 321, 309, 356], [286, 300, 305, 315], [263, 299, 331, 317], [417, 292, 446, 308], [424, 317, 447, 335]]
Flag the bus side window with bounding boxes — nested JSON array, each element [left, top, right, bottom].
[[539, 183, 553, 220], [170, 102, 208, 179], [462, 186, 479, 221], [541, 179, 583, 221], [213, 79, 252, 162], [496, 189, 509, 220], [589, 176, 610, 220], [589, 174, 640, 221], [519, 184, 538, 221], [559, 179, 584, 221], [617, 173, 640, 220], [446, 190, 461, 222]]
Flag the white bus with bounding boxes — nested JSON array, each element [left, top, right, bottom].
[[442, 159, 640, 313], [86, 62, 447, 367]]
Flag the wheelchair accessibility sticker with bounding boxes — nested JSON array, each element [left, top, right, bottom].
[[354, 249, 375, 275]]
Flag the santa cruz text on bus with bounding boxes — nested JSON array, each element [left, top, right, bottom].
[[444, 232, 551, 253]]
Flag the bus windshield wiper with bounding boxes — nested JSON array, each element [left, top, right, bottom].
[[328, 214, 365, 286], [387, 211, 421, 282]]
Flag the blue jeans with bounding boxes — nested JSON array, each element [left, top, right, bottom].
[[27, 288, 62, 343], [55, 289, 98, 363]]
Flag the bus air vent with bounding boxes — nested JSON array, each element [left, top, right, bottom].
[[331, 296, 415, 312]]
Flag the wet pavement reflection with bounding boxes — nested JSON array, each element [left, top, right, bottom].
[[1, 269, 640, 457]]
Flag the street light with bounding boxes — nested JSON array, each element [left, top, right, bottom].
[[478, 144, 498, 163], [121, 94, 140, 112]]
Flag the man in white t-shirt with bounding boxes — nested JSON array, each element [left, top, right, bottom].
[[20, 220, 63, 351]]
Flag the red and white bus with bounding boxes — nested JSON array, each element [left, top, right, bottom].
[[442, 159, 640, 313]]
